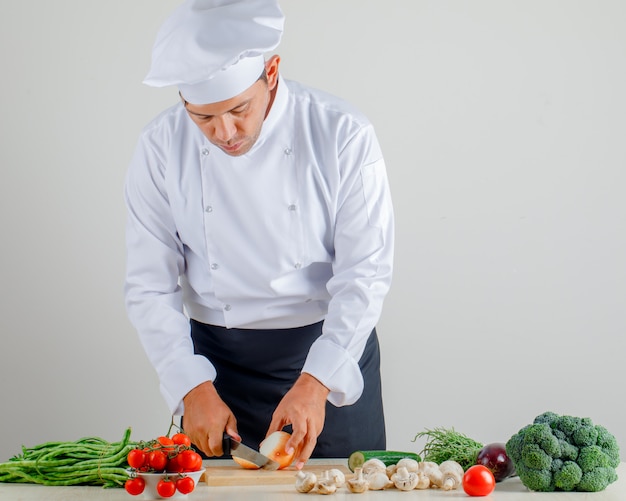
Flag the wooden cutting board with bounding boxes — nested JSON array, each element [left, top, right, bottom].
[[201, 458, 351, 486]]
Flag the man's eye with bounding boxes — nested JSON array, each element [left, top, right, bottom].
[[232, 106, 247, 114]]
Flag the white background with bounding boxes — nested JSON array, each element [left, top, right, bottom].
[[1, 0, 624, 461]]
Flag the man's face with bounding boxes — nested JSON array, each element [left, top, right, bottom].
[[183, 77, 272, 157]]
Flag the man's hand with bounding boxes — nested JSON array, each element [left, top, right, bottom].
[[266, 373, 330, 469], [182, 381, 239, 456]]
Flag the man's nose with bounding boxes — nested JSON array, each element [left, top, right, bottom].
[[212, 115, 236, 142]]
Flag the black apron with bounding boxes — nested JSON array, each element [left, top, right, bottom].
[[188, 319, 386, 458]]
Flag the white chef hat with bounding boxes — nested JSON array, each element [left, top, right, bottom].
[[143, 0, 284, 104]]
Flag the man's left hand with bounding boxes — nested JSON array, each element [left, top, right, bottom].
[[266, 373, 329, 469]]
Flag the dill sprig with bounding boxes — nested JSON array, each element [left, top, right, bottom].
[[412, 427, 484, 471]]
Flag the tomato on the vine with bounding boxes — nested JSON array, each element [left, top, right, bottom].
[[176, 475, 196, 494], [179, 449, 203, 472], [127, 449, 146, 469], [147, 449, 168, 471], [158, 436, 175, 447], [172, 432, 192, 447], [463, 465, 496, 496], [166, 454, 184, 473], [156, 477, 177, 498], [124, 477, 145, 496]]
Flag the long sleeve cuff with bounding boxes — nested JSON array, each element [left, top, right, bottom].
[[301, 338, 364, 407], [159, 354, 217, 416]]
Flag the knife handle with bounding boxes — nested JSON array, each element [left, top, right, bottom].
[[222, 433, 232, 455]]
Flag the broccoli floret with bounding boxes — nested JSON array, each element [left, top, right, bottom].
[[534, 411, 559, 425], [523, 424, 561, 457], [554, 415, 582, 437], [596, 425, 621, 468], [505, 412, 620, 492], [572, 423, 599, 447], [578, 445, 612, 472], [558, 439, 578, 461], [515, 463, 553, 491], [577, 467, 617, 492], [522, 443, 553, 470], [553, 461, 582, 491]]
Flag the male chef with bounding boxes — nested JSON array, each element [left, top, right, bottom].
[[124, 0, 394, 469]]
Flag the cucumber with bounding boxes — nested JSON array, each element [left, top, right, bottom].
[[348, 450, 421, 472]]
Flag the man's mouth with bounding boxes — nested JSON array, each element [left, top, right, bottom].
[[220, 141, 243, 153]]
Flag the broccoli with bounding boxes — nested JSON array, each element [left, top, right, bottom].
[[505, 412, 620, 492]]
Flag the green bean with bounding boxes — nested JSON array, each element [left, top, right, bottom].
[[0, 428, 137, 488]]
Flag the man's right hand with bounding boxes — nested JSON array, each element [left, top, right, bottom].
[[182, 380, 239, 457]]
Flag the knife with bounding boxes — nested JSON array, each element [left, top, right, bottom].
[[222, 433, 280, 470]]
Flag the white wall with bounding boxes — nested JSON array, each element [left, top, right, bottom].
[[1, 0, 624, 461]]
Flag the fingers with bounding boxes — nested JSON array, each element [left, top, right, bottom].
[[293, 421, 318, 470]]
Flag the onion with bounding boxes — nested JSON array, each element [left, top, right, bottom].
[[259, 431, 296, 469], [232, 456, 261, 469], [475, 443, 515, 482]]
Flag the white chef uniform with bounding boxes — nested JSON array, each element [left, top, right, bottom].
[[123, 0, 394, 422]]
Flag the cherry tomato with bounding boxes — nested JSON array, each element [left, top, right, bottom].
[[463, 465, 496, 496], [147, 450, 168, 472], [176, 475, 196, 494], [158, 436, 175, 447], [124, 477, 145, 495], [156, 478, 177, 498], [127, 449, 146, 469], [179, 449, 203, 472], [166, 454, 184, 473], [172, 433, 192, 447]]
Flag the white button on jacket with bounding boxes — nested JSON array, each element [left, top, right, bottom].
[[124, 77, 394, 415]]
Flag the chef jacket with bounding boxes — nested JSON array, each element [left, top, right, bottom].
[[124, 76, 394, 416]]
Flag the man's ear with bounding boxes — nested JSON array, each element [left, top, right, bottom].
[[265, 55, 281, 90]]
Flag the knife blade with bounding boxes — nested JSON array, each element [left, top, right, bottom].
[[222, 433, 280, 470]]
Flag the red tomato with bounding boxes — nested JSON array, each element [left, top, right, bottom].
[[463, 465, 496, 496], [172, 433, 192, 447], [156, 478, 177, 498], [179, 450, 203, 472], [124, 477, 145, 495], [176, 476, 196, 494], [158, 436, 175, 447], [166, 454, 184, 473], [147, 450, 168, 472], [127, 449, 146, 469]]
